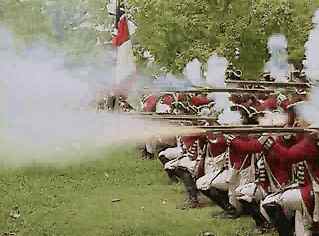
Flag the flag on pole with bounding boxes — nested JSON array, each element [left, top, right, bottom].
[[107, 1, 137, 95]]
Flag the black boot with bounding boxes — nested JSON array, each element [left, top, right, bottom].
[[158, 155, 178, 183], [201, 188, 230, 211], [240, 200, 271, 233], [217, 205, 241, 219], [176, 168, 199, 208], [164, 169, 179, 184], [263, 203, 294, 236], [201, 188, 240, 218], [158, 155, 170, 166], [137, 145, 147, 159]]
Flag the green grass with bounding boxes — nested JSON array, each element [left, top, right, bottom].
[[0, 147, 276, 236]]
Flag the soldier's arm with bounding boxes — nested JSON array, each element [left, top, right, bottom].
[[232, 137, 263, 154], [278, 137, 319, 164]]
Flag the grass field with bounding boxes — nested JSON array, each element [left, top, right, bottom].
[[0, 147, 277, 236]]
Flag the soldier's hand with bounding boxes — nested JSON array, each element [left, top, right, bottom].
[[309, 130, 319, 140], [224, 134, 236, 146], [258, 135, 270, 145]]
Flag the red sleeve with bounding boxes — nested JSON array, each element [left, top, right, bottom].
[[162, 95, 174, 105], [280, 99, 296, 127], [191, 96, 209, 106], [281, 137, 319, 164], [260, 97, 277, 110], [209, 135, 227, 156], [232, 137, 263, 154], [279, 99, 290, 112], [143, 96, 157, 112]]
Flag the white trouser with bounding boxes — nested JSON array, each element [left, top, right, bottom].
[[164, 156, 196, 176], [261, 188, 303, 216], [159, 146, 183, 161], [261, 187, 312, 236], [209, 168, 230, 191], [228, 167, 252, 211], [235, 182, 266, 203], [196, 168, 228, 191]]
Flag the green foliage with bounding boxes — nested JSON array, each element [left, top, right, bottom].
[[128, 0, 319, 79], [1, 0, 319, 79], [0, 0, 53, 44], [0, 0, 112, 58]]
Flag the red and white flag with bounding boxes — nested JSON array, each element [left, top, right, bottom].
[[111, 9, 137, 95]]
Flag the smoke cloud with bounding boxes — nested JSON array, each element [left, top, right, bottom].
[[304, 9, 319, 84], [0, 27, 195, 167], [183, 58, 205, 87], [297, 9, 319, 125], [206, 54, 228, 88], [264, 34, 289, 82]]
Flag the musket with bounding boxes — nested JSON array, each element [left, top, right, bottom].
[[148, 115, 218, 121], [125, 113, 218, 121], [182, 127, 319, 134], [156, 88, 275, 94], [191, 125, 285, 129], [225, 80, 311, 88]]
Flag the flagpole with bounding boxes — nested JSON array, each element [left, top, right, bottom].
[[113, 0, 121, 112]]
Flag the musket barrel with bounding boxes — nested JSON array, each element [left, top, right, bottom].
[[225, 80, 311, 88], [157, 88, 275, 94], [126, 114, 218, 121], [181, 127, 319, 134]]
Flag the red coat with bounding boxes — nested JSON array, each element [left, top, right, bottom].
[[160, 94, 175, 106], [279, 135, 318, 165], [207, 133, 227, 157], [143, 95, 157, 112], [229, 137, 263, 170], [279, 135, 319, 184], [181, 135, 206, 161], [259, 97, 277, 111], [279, 135, 319, 216], [260, 137, 298, 191], [191, 96, 210, 106]]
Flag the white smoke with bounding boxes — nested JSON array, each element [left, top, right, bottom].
[[0, 27, 191, 167], [218, 107, 242, 125], [151, 73, 193, 91], [259, 111, 288, 126], [264, 34, 289, 82], [297, 9, 319, 126], [183, 58, 205, 87], [206, 54, 228, 88], [304, 9, 319, 84], [204, 54, 240, 124], [210, 93, 241, 125]]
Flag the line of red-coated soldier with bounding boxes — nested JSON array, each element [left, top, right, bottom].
[[98, 88, 319, 235]]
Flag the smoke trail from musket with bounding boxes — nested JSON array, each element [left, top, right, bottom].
[[297, 9, 319, 126], [149, 73, 193, 91], [0, 27, 198, 167], [264, 34, 289, 82]]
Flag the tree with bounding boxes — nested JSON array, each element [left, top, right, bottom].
[[128, 0, 319, 79], [0, 0, 113, 58]]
